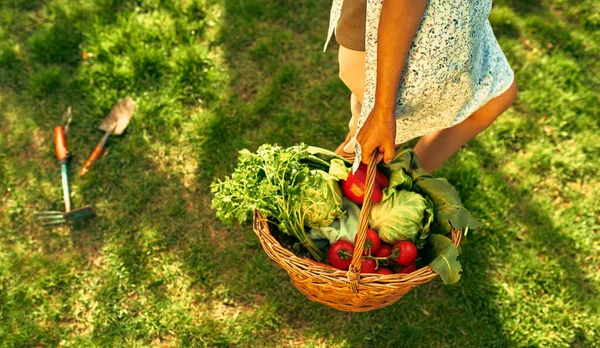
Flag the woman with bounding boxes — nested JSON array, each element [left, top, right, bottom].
[[329, 0, 517, 173]]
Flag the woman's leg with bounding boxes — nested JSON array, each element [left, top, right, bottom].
[[335, 46, 366, 157], [414, 80, 518, 173], [334, 93, 362, 154]]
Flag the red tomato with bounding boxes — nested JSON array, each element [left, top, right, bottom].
[[376, 267, 393, 275], [374, 243, 393, 258], [397, 262, 417, 274], [340, 164, 383, 204], [360, 258, 377, 273], [393, 241, 418, 266], [354, 229, 381, 255], [328, 241, 355, 270]]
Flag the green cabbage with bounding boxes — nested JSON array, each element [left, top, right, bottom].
[[308, 198, 361, 244], [369, 190, 432, 246], [300, 169, 344, 228]]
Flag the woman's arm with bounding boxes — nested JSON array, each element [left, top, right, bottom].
[[356, 0, 427, 164]]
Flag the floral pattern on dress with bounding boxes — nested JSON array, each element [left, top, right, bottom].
[[325, 0, 515, 171]]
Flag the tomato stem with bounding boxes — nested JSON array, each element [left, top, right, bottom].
[[365, 248, 400, 269]]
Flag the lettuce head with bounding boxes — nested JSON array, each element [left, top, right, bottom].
[[369, 190, 433, 247], [301, 170, 344, 228]]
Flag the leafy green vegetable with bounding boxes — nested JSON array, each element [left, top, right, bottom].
[[414, 177, 481, 234], [302, 155, 331, 172], [428, 234, 462, 284], [301, 147, 351, 172], [210, 144, 325, 260], [383, 151, 415, 192], [301, 169, 344, 228], [386, 168, 412, 192], [369, 190, 430, 246], [382, 149, 480, 234], [328, 159, 350, 181], [308, 198, 361, 245], [387, 149, 433, 182], [307, 146, 351, 166], [415, 197, 435, 249]]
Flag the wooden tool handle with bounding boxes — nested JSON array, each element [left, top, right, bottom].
[[79, 145, 104, 176], [53, 126, 68, 162]]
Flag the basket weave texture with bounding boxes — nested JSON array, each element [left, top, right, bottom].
[[252, 152, 463, 312]]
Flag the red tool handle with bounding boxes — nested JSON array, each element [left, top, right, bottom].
[[53, 126, 68, 161], [79, 145, 105, 176]]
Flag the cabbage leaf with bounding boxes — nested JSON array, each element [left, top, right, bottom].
[[428, 234, 462, 284], [369, 190, 429, 245], [308, 198, 361, 244], [414, 177, 481, 234]]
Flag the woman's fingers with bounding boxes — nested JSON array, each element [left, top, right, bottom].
[[360, 144, 373, 164], [359, 142, 383, 164], [375, 148, 385, 163], [382, 142, 395, 164]]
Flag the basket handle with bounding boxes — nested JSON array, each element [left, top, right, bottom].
[[346, 150, 379, 293]]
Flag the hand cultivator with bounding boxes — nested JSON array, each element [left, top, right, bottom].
[[35, 126, 96, 226]]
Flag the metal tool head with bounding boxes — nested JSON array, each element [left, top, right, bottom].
[[65, 206, 96, 220], [98, 98, 136, 135], [35, 206, 96, 227], [35, 210, 68, 226]]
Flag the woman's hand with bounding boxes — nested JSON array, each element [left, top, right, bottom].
[[356, 104, 396, 164]]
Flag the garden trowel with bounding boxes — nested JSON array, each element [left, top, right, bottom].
[[79, 98, 136, 176]]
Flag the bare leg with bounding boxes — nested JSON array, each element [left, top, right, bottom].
[[334, 93, 362, 155], [335, 47, 366, 157], [414, 80, 518, 173]]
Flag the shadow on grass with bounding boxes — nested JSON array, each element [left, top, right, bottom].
[[467, 139, 599, 307]]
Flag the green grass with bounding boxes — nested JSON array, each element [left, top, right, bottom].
[[1, 0, 599, 346]]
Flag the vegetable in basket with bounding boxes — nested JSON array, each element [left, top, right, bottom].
[[328, 240, 355, 270], [368, 189, 434, 248], [212, 144, 478, 285], [375, 244, 393, 258], [385, 149, 481, 234], [354, 229, 381, 256], [360, 258, 377, 273], [371, 149, 480, 283], [301, 169, 344, 228], [398, 262, 417, 274], [392, 240, 418, 266], [211, 144, 340, 261], [339, 163, 389, 204], [308, 197, 361, 245]]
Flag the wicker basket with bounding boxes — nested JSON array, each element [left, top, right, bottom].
[[252, 152, 463, 312]]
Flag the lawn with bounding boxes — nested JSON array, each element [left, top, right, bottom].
[[1, 0, 599, 346]]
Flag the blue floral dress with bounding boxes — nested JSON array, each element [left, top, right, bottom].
[[324, 0, 515, 169]]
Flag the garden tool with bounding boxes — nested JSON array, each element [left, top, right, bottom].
[[79, 98, 136, 176], [35, 126, 96, 226]]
